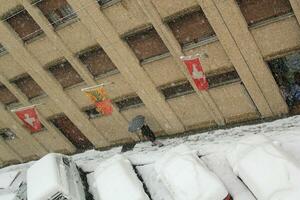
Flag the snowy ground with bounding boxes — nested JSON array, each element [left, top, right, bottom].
[[1, 115, 300, 200]]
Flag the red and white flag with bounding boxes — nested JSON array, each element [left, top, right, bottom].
[[181, 55, 209, 91], [14, 106, 42, 133]]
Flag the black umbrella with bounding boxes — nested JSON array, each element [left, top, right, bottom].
[[128, 115, 145, 133]]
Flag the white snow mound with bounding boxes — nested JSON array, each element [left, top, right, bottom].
[[93, 154, 150, 200], [227, 134, 300, 200], [155, 144, 228, 200]]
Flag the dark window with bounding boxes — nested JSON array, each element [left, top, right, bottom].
[[0, 44, 7, 55], [36, 0, 77, 28], [161, 81, 194, 99], [268, 52, 300, 112], [167, 9, 215, 46], [0, 84, 19, 105], [98, 0, 113, 6], [13, 75, 45, 99], [114, 95, 144, 111], [207, 70, 240, 88], [161, 70, 240, 99], [0, 128, 16, 140], [78, 46, 118, 78], [48, 61, 83, 88], [237, 0, 292, 26], [6, 10, 43, 42], [124, 27, 169, 62], [84, 106, 102, 119], [50, 114, 93, 150]]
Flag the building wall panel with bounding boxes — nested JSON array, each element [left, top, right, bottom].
[[143, 56, 185, 86], [102, 0, 149, 34], [209, 82, 259, 122], [251, 17, 300, 58], [151, 0, 198, 18], [168, 93, 215, 129], [33, 130, 69, 152], [27, 36, 61, 66], [6, 138, 37, 161], [0, 54, 25, 79], [56, 22, 97, 53]]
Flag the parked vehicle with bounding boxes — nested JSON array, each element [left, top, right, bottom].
[[92, 155, 150, 200], [27, 153, 86, 200], [0, 171, 27, 200], [227, 134, 300, 200], [155, 144, 232, 200]]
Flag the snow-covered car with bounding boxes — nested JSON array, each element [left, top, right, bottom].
[[154, 144, 232, 200], [227, 134, 300, 200], [27, 153, 86, 200], [0, 171, 27, 200], [92, 155, 150, 200]]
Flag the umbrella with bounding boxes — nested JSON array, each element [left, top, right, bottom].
[[128, 115, 145, 133]]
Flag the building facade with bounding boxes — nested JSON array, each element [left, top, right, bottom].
[[0, 0, 299, 166]]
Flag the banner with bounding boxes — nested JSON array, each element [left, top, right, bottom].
[[85, 87, 113, 115], [14, 106, 42, 133], [181, 55, 209, 91]]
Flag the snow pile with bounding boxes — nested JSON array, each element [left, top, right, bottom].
[[0, 171, 20, 189], [227, 134, 300, 200], [27, 153, 69, 200], [93, 155, 150, 200], [154, 144, 228, 200], [0, 192, 16, 200]]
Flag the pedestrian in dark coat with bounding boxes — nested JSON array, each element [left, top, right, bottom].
[[140, 124, 163, 147]]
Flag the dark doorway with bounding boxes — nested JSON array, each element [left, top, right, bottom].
[[50, 114, 94, 150], [268, 51, 300, 114]]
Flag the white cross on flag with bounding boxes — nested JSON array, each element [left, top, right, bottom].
[[14, 106, 42, 133]]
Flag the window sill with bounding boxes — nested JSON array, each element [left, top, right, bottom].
[[182, 35, 218, 52], [0, 50, 8, 57], [94, 69, 120, 81], [54, 17, 80, 31], [24, 32, 46, 44], [29, 93, 48, 103], [100, 0, 122, 9], [118, 103, 145, 112], [63, 81, 86, 91], [141, 52, 171, 65], [249, 12, 295, 30]]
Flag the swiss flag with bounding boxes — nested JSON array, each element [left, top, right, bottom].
[[182, 56, 209, 91], [15, 106, 42, 133]]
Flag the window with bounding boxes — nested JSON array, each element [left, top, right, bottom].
[[84, 106, 102, 119], [6, 9, 43, 42], [207, 70, 240, 88], [114, 95, 144, 111], [50, 114, 93, 150], [0, 84, 19, 106], [78, 46, 118, 78], [161, 81, 194, 99], [98, 0, 114, 6], [0, 44, 7, 55], [36, 0, 77, 28], [161, 70, 240, 99], [236, 0, 292, 26], [48, 61, 83, 88], [13, 75, 45, 99], [124, 27, 169, 62], [0, 128, 16, 140], [167, 9, 215, 47], [268, 52, 300, 113]]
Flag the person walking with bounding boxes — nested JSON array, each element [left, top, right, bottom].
[[140, 123, 163, 147]]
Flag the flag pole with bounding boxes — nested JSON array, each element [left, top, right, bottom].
[[180, 53, 208, 60], [10, 103, 43, 113], [81, 82, 114, 92]]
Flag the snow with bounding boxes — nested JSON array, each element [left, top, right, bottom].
[[154, 144, 228, 200], [0, 116, 300, 200], [227, 134, 300, 200], [27, 153, 69, 200], [0, 171, 20, 189], [92, 155, 150, 200], [0, 192, 16, 200]]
